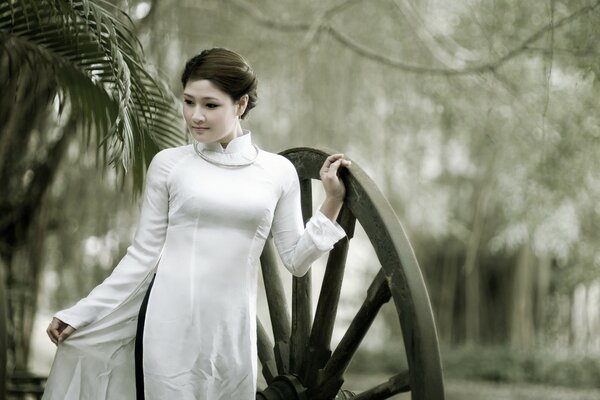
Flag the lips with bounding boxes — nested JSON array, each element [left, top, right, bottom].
[[192, 126, 209, 131]]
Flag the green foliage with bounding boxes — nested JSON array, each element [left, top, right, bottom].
[[349, 345, 600, 389], [0, 0, 186, 190], [442, 346, 600, 389], [444, 346, 533, 382]]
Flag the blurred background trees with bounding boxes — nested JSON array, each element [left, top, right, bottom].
[[2, 0, 600, 391], [0, 0, 186, 387]]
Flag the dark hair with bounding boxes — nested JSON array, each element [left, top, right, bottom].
[[181, 48, 258, 119]]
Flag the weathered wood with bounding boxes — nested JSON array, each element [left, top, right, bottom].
[[302, 205, 356, 386], [290, 179, 313, 374], [282, 147, 445, 400], [257, 318, 277, 384], [256, 148, 445, 399], [312, 269, 391, 399], [290, 273, 312, 375], [0, 264, 6, 400], [299, 178, 312, 225], [352, 371, 411, 400], [260, 237, 291, 374]]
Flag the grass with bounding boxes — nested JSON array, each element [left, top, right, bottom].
[[347, 345, 600, 390]]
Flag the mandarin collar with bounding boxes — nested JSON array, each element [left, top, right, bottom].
[[194, 130, 258, 167], [200, 130, 253, 154]]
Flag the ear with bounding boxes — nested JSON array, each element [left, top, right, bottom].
[[237, 94, 249, 117]]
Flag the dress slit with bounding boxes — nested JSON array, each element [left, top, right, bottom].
[[135, 274, 156, 400]]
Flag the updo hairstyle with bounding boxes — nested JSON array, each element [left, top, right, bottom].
[[181, 48, 258, 120]]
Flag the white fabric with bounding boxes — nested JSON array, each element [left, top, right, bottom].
[[42, 132, 346, 400]]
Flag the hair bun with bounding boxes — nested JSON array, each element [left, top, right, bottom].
[[181, 48, 258, 120]]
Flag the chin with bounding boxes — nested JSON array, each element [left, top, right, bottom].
[[191, 133, 212, 143]]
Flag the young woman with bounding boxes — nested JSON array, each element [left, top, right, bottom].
[[44, 48, 350, 399]]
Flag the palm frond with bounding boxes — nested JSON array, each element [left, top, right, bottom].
[[0, 0, 186, 191]]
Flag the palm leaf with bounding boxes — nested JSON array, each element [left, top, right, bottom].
[[0, 0, 186, 191]]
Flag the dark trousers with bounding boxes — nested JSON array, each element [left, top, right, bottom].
[[135, 274, 156, 400]]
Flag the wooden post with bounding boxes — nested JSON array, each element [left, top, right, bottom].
[[0, 262, 7, 399]]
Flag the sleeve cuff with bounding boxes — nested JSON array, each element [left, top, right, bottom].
[[54, 309, 88, 331], [305, 209, 346, 251]]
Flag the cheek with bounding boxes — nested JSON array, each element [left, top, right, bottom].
[[182, 107, 192, 122], [214, 109, 232, 124], [224, 108, 238, 121]]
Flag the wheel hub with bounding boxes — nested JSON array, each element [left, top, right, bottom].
[[256, 375, 307, 400], [256, 374, 357, 400]]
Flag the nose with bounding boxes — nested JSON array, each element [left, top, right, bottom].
[[192, 106, 205, 123]]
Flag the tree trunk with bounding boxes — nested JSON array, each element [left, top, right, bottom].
[[438, 249, 458, 344], [509, 245, 535, 349], [571, 283, 588, 352], [0, 259, 7, 399], [4, 124, 74, 371], [8, 202, 50, 370], [0, 52, 71, 373], [464, 195, 486, 344], [534, 255, 551, 347]]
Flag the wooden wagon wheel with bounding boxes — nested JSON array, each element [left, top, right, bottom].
[[256, 148, 445, 400]]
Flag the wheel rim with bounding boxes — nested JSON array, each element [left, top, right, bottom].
[[256, 148, 445, 400]]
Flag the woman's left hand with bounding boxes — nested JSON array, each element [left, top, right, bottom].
[[319, 154, 351, 225]]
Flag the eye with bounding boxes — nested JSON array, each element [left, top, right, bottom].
[[206, 103, 219, 109], [183, 99, 193, 105]]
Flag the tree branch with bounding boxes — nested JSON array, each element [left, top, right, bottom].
[[321, 0, 366, 19], [225, 0, 310, 31], [524, 45, 600, 57], [227, 0, 600, 75], [225, 0, 366, 31]]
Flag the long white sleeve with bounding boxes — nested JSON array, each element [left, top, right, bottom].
[[271, 160, 346, 277], [55, 149, 172, 330]]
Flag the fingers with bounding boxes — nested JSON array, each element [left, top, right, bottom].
[[47, 317, 75, 345], [324, 154, 351, 168], [321, 154, 351, 177], [324, 154, 342, 166], [327, 158, 343, 178], [58, 325, 76, 343], [47, 318, 60, 345]]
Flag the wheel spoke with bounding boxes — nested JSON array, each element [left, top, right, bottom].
[[351, 371, 410, 400], [290, 268, 312, 374], [313, 269, 392, 399], [299, 178, 312, 224], [257, 318, 277, 385], [260, 237, 291, 374], [290, 178, 313, 374], [303, 206, 356, 386]]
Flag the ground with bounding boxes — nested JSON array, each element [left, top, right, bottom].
[[344, 373, 600, 400]]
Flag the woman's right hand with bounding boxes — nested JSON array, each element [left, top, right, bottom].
[[46, 317, 76, 345]]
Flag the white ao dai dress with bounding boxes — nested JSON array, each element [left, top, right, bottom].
[[42, 132, 345, 400]]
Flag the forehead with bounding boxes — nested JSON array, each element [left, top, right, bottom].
[[183, 79, 229, 99]]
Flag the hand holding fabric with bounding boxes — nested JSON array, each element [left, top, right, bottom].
[[46, 317, 76, 345]]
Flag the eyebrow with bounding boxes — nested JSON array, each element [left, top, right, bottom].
[[183, 93, 220, 101]]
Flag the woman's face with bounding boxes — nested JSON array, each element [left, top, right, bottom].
[[182, 79, 246, 146]]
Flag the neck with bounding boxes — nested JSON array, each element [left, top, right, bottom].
[[220, 123, 244, 148]]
